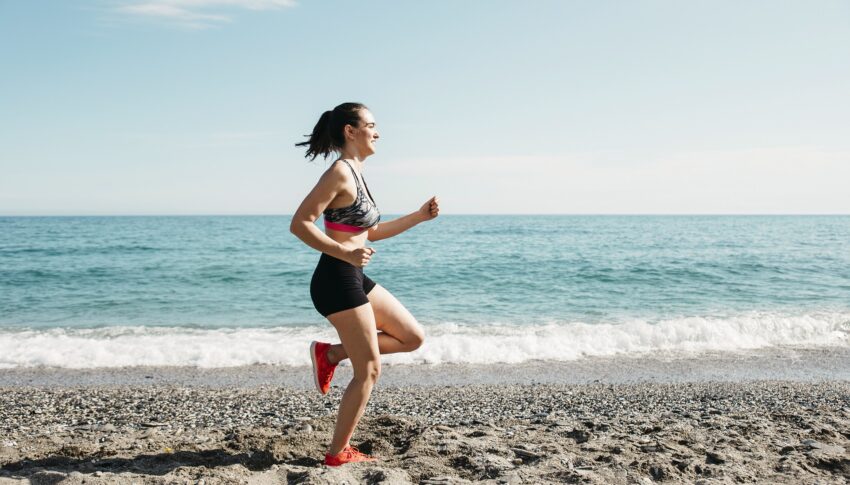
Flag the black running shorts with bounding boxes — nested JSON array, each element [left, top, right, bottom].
[[310, 252, 377, 317]]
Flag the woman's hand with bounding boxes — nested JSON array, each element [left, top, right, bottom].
[[346, 247, 376, 268], [418, 196, 440, 222]]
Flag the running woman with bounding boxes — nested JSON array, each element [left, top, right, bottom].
[[291, 102, 439, 466]]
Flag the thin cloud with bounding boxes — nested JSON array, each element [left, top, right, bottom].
[[114, 0, 297, 29]]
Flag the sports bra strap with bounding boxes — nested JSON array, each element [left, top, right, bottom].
[[340, 160, 363, 191]]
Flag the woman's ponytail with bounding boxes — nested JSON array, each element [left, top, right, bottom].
[[295, 103, 367, 161]]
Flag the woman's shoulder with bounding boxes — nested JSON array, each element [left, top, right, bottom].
[[332, 158, 355, 167], [328, 159, 353, 173], [321, 159, 354, 184]]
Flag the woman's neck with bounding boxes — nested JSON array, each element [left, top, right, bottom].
[[339, 154, 365, 172]]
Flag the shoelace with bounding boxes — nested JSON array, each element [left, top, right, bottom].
[[344, 446, 368, 458]]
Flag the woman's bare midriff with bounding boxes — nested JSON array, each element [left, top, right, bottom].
[[325, 229, 370, 251]]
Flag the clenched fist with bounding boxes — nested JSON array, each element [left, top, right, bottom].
[[419, 196, 440, 222], [346, 247, 376, 268]]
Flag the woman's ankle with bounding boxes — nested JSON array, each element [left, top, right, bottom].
[[328, 345, 345, 365], [327, 442, 349, 456]]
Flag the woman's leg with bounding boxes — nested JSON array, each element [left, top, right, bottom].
[[327, 284, 425, 364], [325, 302, 381, 456]]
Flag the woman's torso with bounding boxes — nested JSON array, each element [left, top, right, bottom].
[[323, 159, 378, 250], [326, 226, 369, 250]]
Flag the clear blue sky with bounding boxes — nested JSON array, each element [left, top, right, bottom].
[[2, 0, 849, 215]]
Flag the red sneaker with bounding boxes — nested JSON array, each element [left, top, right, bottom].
[[310, 341, 337, 395], [324, 445, 377, 466]]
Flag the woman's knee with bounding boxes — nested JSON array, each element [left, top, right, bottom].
[[353, 360, 381, 384], [407, 328, 425, 351]]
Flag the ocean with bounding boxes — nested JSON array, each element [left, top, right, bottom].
[[1, 215, 848, 368]]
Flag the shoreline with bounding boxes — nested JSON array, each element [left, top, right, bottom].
[[1, 346, 848, 388]]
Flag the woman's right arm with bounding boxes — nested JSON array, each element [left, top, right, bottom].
[[289, 162, 352, 262]]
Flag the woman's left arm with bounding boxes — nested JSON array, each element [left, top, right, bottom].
[[368, 196, 440, 242]]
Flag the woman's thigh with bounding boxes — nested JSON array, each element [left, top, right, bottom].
[[367, 284, 425, 344], [326, 303, 381, 379]]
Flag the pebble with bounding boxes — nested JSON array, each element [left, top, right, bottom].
[[498, 471, 522, 484], [648, 465, 667, 480], [566, 428, 591, 443], [510, 447, 543, 460], [706, 450, 727, 464]]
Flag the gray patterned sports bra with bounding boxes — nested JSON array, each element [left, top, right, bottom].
[[323, 160, 381, 233]]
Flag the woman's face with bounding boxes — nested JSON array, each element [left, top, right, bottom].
[[346, 109, 380, 157]]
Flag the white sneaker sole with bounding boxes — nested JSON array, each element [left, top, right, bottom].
[[310, 340, 324, 394]]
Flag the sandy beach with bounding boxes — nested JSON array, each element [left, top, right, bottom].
[[2, 348, 849, 484]]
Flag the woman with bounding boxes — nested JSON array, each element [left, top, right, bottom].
[[290, 102, 439, 466]]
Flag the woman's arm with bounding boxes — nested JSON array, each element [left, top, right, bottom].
[[368, 196, 439, 242], [367, 212, 425, 242], [290, 162, 353, 261]]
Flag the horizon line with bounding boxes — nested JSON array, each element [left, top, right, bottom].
[[1, 213, 849, 217]]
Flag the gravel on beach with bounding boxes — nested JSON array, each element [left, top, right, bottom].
[[1, 380, 848, 484]]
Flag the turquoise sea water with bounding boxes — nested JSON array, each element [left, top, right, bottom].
[[1, 215, 848, 368]]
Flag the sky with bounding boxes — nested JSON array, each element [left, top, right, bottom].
[[1, 0, 849, 215]]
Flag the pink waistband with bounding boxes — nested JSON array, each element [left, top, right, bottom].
[[324, 220, 367, 233]]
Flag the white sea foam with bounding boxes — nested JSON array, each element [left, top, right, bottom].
[[1, 312, 847, 369]]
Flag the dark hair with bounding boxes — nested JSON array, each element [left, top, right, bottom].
[[295, 102, 368, 161]]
